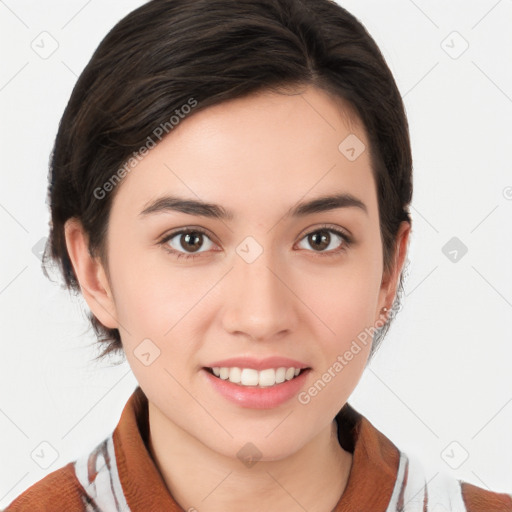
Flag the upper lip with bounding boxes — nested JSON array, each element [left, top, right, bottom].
[[205, 356, 310, 371]]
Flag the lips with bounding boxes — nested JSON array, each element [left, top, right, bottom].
[[202, 365, 311, 409]]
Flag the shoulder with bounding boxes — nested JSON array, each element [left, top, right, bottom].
[[391, 450, 512, 512], [339, 406, 512, 512], [4, 434, 131, 512], [4, 434, 121, 511], [461, 481, 512, 512], [3, 462, 88, 511]]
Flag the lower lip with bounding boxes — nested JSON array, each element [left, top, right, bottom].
[[203, 368, 310, 409]]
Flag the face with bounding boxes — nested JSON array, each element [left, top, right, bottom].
[[67, 85, 408, 461]]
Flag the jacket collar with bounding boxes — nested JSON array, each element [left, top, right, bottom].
[[113, 386, 400, 511]]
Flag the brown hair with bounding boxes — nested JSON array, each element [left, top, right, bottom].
[[43, 0, 413, 364]]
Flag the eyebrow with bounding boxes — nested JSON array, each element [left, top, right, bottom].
[[139, 192, 368, 220]]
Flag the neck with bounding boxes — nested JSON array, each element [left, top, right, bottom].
[[147, 403, 353, 512]]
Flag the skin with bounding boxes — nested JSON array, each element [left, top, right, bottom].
[[65, 85, 410, 512]]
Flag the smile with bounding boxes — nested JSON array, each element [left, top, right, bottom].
[[206, 366, 307, 387]]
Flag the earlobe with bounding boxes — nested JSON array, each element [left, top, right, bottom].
[[376, 221, 411, 321], [64, 218, 119, 330]]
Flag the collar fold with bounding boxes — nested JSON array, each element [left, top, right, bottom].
[[113, 386, 400, 512]]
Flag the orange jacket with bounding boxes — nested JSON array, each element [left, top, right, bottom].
[[5, 386, 512, 511]]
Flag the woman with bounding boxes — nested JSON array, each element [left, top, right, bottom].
[[5, 0, 512, 510]]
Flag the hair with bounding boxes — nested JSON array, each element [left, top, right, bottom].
[[42, 0, 413, 365]]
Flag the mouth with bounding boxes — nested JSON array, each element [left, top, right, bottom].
[[203, 366, 310, 388]]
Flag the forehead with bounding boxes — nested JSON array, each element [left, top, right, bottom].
[[109, 85, 378, 223]]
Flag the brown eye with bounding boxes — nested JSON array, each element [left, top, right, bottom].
[[297, 227, 351, 256], [161, 228, 216, 259], [179, 231, 204, 252], [308, 230, 331, 251]]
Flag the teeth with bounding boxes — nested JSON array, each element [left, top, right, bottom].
[[241, 368, 259, 386], [275, 367, 286, 383], [210, 366, 303, 387], [285, 367, 295, 380], [229, 367, 241, 383]]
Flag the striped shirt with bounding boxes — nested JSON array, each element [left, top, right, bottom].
[[5, 386, 512, 511]]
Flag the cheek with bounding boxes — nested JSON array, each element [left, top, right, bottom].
[[107, 242, 214, 359], [297, 255, 380, 398], [107, 240, 181, 326], [300, 277, 376, 413], [302, 259, 382, 337]]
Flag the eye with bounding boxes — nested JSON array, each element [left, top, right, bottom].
[[296, 225, 352, 257], [159, 224, 352, 261], [159, 227, 217, 260]]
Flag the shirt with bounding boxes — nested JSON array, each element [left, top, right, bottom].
[[5, 385, 512, 511]]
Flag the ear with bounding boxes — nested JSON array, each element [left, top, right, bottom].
[[64, 218, 119, 330], [376, 220, 411, 322]]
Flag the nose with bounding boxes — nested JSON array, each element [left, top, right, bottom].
[[220, 245, 297, 342]]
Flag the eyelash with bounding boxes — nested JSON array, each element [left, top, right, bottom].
[[158, 224, 353, 261]]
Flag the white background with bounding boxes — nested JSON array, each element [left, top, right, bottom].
[[1, 0, 511, 507]]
